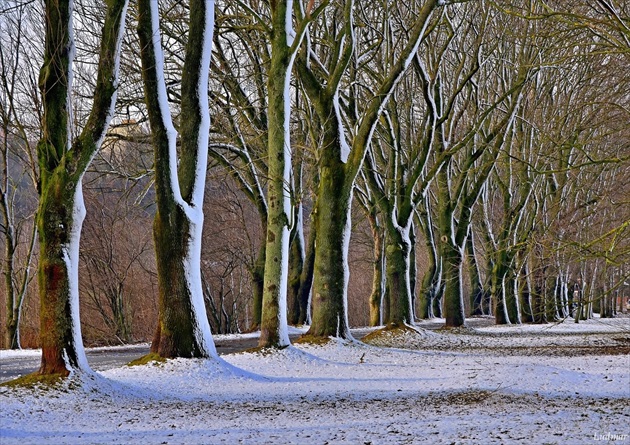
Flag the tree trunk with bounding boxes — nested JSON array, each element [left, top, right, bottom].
[[138, 0, 216, 358], [466, 231, 484, 316], [297, 220, 316, 325], [492, 252, 512, 325], [259, 0, 295, 348], [250, 242, 265, 330], [417, 206, 439, 319], [36, 0, 128, 375], [384, 221, 414, 326], [368, 213, 385, 326], [307, 160, 353, 339], [442, 241, 465, 328], [519, 261, 534, 323], [287, 214, 304, 325], [505, 272, 521, 324]]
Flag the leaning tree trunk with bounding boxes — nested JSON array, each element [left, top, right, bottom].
[[35, 0, 128, 376], [138, 0, 216, 358]]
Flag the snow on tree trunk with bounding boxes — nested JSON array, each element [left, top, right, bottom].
[[308, 167, 354, 339], [384, 220, 414, 326], [36, 0, 128, 376], [138, 0, 216, 358], [442, 240, 466, 328], [259, 0, 301, 348]]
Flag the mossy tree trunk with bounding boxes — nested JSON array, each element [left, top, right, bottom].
[[368, 210, 385, 326], [138, 0, 216, 358], [384, 220, 414, 326], [258, 0, 318, 347], [36, 0, 128, 375]]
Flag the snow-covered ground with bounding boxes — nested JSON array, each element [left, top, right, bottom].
[[1, 316, 629, 444]]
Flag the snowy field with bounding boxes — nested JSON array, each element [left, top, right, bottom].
[[1, 316, 629, 444]]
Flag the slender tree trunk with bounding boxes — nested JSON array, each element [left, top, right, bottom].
[[467, 231, 484, 316], [250, 241, 265, 330], [297, 220, 316, 325], [259, 0, 296, 348], [409, 222, 418, 321], [287, 212, 305, 325], [519, 261, 534, 323], [368, 212, 385, 326], [492, 252, 511, 325], [505, 271, 521, 324], [418, 206, 438, 319]]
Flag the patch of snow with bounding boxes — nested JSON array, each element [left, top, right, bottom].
[[2, 320, 628, 444]]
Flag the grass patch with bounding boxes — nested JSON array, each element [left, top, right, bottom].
[[361, 323, 420, 343], [1, 372, 66, 389], [241, 344, 290, 355], [294, 334, 334, 346], [127, 353, 167, 367]]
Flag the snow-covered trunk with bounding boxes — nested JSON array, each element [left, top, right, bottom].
[[259, 0, 296, 348], [287, 201, 305, 326], [36, 0, 128, 376], [492, 247, 514, 325], [308, 152, 354, 339], [506, 271, 521, 324], [384, 219, 414, 326], [409, 222, 418, 321], [138, 0, 216, 358], [38, 179, 89, 374]]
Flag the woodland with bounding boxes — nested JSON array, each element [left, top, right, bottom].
[[1, 0, 629, 380]]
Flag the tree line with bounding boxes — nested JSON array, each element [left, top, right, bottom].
[[1, 0, 628, 378]]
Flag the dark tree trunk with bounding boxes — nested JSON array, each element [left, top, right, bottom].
[[297, 221, 316, 325], [138, 0, 215, 358]]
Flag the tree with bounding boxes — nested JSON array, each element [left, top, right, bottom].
[[258, 0, 326, 348], [297, 0, 441, 340], [34, 0, 128, 376], [137, 0, 216, 358], [1, 1, 41, 349]]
